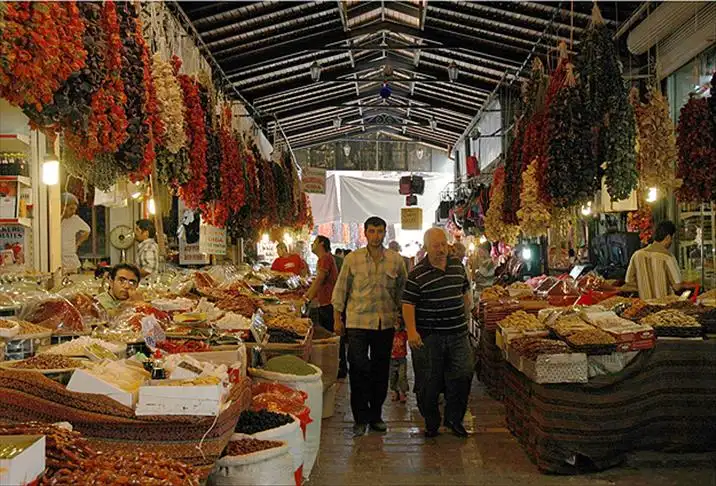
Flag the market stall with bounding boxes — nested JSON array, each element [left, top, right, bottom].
[[497, 293, 716, 474]]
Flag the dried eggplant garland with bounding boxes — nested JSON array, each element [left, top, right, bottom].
[[577, 3, 637, 202], [546, 64, 597, 208]]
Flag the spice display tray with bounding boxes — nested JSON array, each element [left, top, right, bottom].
[[653, 326, 703, 338]]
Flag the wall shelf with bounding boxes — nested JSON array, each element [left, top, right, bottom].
[[0, 175, 31, 186], [0, 133, 30, 153], [0, 217, 32, 228]]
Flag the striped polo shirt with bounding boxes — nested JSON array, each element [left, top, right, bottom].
[[402, 257, 470, 335]]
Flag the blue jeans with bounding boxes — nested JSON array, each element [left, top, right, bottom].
[[411, 331, 474, 431]]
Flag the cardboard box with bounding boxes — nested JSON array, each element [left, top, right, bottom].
[[616, 337, 656, 352], [67, 369, 137, 408], [0, 435, 45, 486]]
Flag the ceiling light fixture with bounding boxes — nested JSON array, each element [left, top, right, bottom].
[[333, 117, 342, 130], [416, 146, 425, 160], [428, 117, 437, 130], [343, 144, 351, 157], [42, 155, 59, 186], [310, 61, 321, 82], [447, 61, 459, 83]]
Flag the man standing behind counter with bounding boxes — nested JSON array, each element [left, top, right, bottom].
[[625, 220, 683, 300], [332, 216, 408, 437]]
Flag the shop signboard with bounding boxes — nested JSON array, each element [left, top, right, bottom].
[[199, 223, 227, 255], [302, 167, 326, 194], [401, 207, 423, 231]]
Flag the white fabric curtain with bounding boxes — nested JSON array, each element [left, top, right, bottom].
[[339, 173, 451, 229], [307, 174, 340, 224]]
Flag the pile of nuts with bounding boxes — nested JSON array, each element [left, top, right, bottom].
[[265, 314, 311, 335], [481, 286, 508, 301], [550, 315, 595, 337], [9, 355, 82, 370], [225, 438, 283, 456], [566, 328, 617, 346], [509, 337, 571, 360], [499, 311, 544, 331], [0, 319, 19, 330], [17, 320, 51, 335], [641, 309, 701, 328]]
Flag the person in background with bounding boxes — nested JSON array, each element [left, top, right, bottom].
[[271, 242, 308, 276], [625, 220, 683, 300], [334, 248, 344, 274], [403, 228, 473, 439], [389, 241, 412, 273], [61, 192, 91, 274], [96, 263, 142, 313], [135, 219, 159, 277], [332, 216, 408, 437], [389, 323, 408, 403], [304, 235, 338, 330]]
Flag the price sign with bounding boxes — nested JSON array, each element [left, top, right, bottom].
[[199, 223, 227, 255], [302, 167, 326, 194], [401, 207, 423, 230]]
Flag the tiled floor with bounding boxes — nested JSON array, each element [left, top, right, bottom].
[[310, 375, 716, 486]]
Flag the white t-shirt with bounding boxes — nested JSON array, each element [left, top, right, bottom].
[[61, 215, 91, 271]]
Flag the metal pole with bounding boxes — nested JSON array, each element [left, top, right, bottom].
[[701, 203, 705, 289]]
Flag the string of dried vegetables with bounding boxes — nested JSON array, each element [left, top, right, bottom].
[[627, 205, 653, 245], [630, 86, 680, 192], [517, 158, 552, 237], [503, 58, 547, 224], [219, 107, 246, 216], [22, 2, 102, 132], [676, 96, 716, 202], [577, 4, 637, 202], [177, 73, 207, 210], [152, 53, 186, 153], [485, 166, 519, 245], [114, 2, 149, 174], [0, 2, 87, 112], [546, 64, 597, 208], [64, 0, 128, 162]]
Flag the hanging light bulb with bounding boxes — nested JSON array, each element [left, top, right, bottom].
[[283, 232, 293, 247], [447, 61, 459, 82], [42, 155, 59, 186], [580, 201, 592, 216], [416, 146, 425, 160], [521, 247, 532, 261], [131, 192, 142, 200], [646, 187, 658, 203], [479, 235, 487, 244], [310, 61, 321, 82], [147, 198, 156, 215], [343, 144, 351, 157]]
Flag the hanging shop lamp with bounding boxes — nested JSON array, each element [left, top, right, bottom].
[[42, 155, 59, 186], [310, 61, 321, 82], [447, 61, 459, 83], [333, 117, 342, 130], [343, 144, 351, 157], [428, 117, 437, 130], [416, 146, 425, 160]]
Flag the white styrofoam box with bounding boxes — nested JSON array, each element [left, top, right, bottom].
[[136, 382, 223, 416], [135, 397, 221, 416], [67, 369, 136, 408], [0, 435, 45, 486]]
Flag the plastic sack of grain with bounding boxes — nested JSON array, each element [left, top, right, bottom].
[[231, 414, 303, 486], [249, 363, 323, 480], [210, 438, 293, 486]]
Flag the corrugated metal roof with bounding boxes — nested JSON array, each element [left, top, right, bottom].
[[179, 1, 645, 149]]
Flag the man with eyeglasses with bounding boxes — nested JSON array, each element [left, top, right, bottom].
[[96, 263, 142, 313]]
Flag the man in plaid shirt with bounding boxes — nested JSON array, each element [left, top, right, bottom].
[[332, 216, 408, 437], [135, 219, 159, 277]]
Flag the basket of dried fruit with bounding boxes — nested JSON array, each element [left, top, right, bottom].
[[562, 328, 618, 355], [641, 309, 703, 338], [0, 370, 253, 479]]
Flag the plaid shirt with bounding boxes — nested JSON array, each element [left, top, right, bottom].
[[136, 238, 159, 275], [332, 247, 407, 331]]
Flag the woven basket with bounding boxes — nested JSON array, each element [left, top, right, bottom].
[[0, 370, 252, 478]]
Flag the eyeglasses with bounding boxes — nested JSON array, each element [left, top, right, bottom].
[[116, 276, 139, 288]]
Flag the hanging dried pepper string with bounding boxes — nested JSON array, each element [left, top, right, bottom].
[[63, 0, 128, 161], [177, 71, 208, 210], [0, 2, 87, 112]]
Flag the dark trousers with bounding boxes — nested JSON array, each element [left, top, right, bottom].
[[411, 331, 474, 431], [346, 328, 395, 424], [316, 304, 348, 375]]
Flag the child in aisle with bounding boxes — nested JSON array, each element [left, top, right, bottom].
[[390, 324, 409, 403]]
